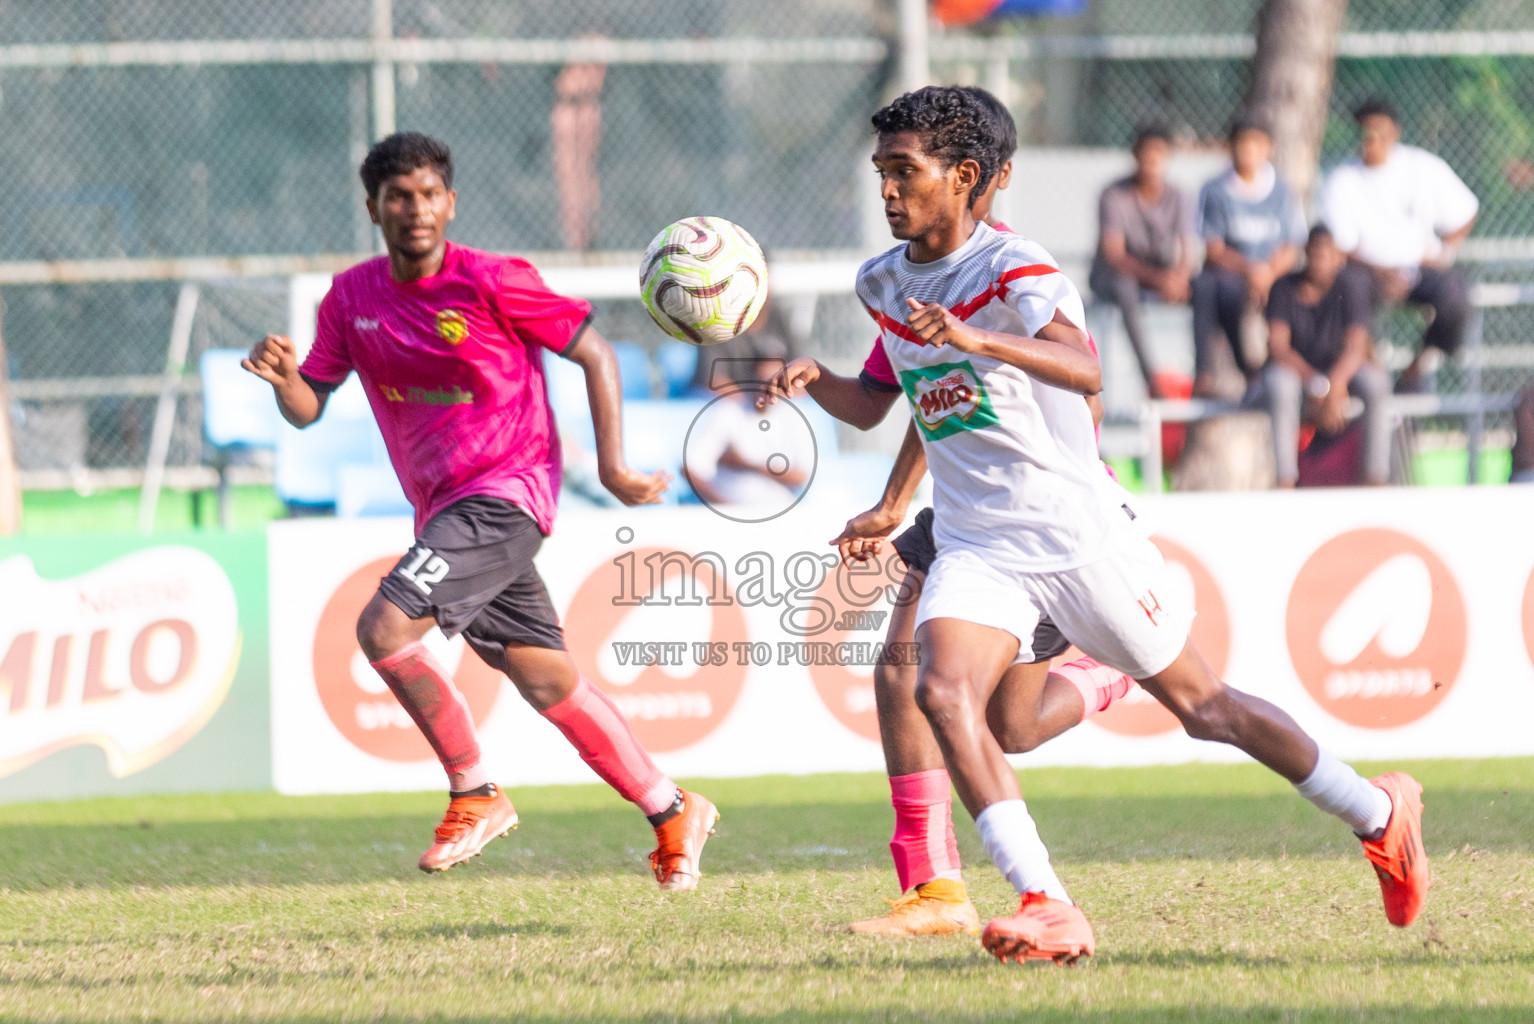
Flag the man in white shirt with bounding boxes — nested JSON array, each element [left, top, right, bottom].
[[1322, 97, 1479, 392]]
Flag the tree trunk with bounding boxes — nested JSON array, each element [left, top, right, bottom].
[[0, 292, 21, 534], [1246, 0, 1348, 205]]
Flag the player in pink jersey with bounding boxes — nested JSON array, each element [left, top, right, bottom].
[[770, 87, 1427, 962], [244, 132, 718, 888]]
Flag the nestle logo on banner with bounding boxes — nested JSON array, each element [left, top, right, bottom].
[[0, 549, 240, 778]]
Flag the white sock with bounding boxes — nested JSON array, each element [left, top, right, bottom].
[[1294, 750, 1393, 838], [975, 799, 1070, 903]]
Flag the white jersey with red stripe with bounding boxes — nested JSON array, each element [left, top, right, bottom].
[[857, 221, 1135, 572]]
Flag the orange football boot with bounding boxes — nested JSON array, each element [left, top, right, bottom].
[[418, 787, 519, 873], [650, 790, 719, 891], [1361, 772, 1430, 927], [848, 878, 981, 936], [981, 891, 1095, 964]]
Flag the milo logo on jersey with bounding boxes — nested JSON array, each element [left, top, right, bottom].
[[900, 361, 1000, 441]]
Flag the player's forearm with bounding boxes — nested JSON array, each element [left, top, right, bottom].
[[804, 365, 895, 430], [272, 377, 323, 428], [967, 331, 1102, 395], [876, 419, 927, 517], [571, 334, 631, 480]]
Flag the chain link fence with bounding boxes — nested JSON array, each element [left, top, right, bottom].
[[2, 0, 1532, 482]]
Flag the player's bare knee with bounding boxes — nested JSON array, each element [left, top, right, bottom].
[[355, 605, 393, 661], [873, 660, 917, 701], [988, 704, 1044, 754], [356, 595, 413, 661], [913, 672, 970, 728], [1179, 690, 1241, 745]]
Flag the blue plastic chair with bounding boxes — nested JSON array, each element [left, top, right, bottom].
[[611, 340, 655, 399], [274, 376, 385, 510], [336, 463, 413, 518], [656, 340, 700, 398], [621, 398, 708, 504], [200, 349, 284, 526]]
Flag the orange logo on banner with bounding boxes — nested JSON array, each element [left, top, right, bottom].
[[313, 557, 503, 761], [562, 547, 748, 753], [1522, 568, 1534, 671], [1082, 537, 1228, 737], [806, 557, 905, 742], [1286, 529, 1465, 729]]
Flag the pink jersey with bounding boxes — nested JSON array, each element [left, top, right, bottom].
[[300, 241, 591, 535]]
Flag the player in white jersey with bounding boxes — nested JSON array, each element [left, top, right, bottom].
[[768, 86, 1428, 963], [804, 87, 1136, 938]]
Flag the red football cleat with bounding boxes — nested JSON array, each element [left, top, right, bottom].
[[418, 788, 518, 873], [1361, 772, 1430, 927], [649, 790, 719, 891], [981, 891, 1095, 965]]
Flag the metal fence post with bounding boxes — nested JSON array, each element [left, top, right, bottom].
[[371, 0, 396, 141], [0, 290, 19, 534], [1466, 305, 1485, 484], [137, 283, 200, 534], [898, 0, 930, 92]]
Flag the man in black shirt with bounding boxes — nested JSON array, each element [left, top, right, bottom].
[[1262, 225, 1391, 486]]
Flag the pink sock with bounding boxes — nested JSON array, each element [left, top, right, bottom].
[[540, 677, 676, 816], [1055, 656, 1135, 722], [889, 769, 963, 892], [371, 641, 483, 777]]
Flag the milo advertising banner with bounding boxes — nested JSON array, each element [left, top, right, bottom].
[[0, 532, 269, 801]]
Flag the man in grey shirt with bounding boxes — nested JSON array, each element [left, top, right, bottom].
[[1089, 124, 1196, 398], [1193, 111, 1307, 398]]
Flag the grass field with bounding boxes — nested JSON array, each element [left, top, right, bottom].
[[1, 759, 1530, 1023]]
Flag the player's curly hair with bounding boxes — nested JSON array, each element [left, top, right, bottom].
[[871, 86, 1000, 207], [958, 85, 1017, 168], [360, 132, 454, 198]]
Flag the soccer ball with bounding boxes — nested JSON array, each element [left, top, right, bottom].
[[639, 216, 768, 346]]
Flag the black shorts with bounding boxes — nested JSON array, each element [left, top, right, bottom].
[[377, 496, 566, 662], [890, 506, 1072, 664]]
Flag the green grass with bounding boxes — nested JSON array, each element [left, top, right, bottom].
[[19, 486, 288, 535], [1, 760, 1530, 1023], [1411, 447, 1514, 488]]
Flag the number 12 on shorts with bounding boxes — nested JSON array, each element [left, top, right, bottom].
[[398, 545, 450, 595]]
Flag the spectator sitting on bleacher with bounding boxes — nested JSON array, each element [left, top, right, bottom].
[[1262, 225, 1391, 489], [1321, 97, 1479, 393], [1089, 123, 1196, 399], [683, 337, 813, 508], [1513, 386, 1534, 484], [1192, 111, 1306, 398]]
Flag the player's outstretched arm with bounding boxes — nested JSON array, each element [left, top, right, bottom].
[[831, 418, 927, 566], [243, 334, 326, 427], [904, 300, 1102, 395], [564, 326, 670, 506], [759, 357, 900, 430]]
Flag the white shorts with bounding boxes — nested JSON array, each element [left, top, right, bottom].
[[914, 534, 1193, 680]]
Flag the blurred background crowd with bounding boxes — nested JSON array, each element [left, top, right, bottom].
[[2, 0, 1534, 531]]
